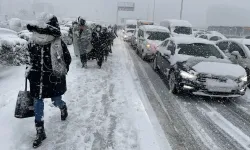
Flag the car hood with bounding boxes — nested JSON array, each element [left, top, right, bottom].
[[192, 61, 246, 78]]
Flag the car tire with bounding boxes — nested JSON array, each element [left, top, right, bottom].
[[169, 71, 179, 94], [153, 54, 159, 71]]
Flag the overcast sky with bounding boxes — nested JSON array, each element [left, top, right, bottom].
[[2, 0, 250, 27]]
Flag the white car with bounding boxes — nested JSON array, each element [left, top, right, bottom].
[[123, 29, 135, 42], [160, 19, 193, 36], [198, 31, 226, 42], [216, 38, 250, 83], [137, 25, 170, 60], [0, 28, 27, 65], [153, 37, 247, 97]]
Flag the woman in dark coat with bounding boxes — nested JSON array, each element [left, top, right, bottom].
[[91, 25, 104, 68], [25, 13, 71, 148]]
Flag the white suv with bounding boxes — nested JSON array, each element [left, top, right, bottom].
[[216, 39, 250, 83], [136, 25, 170, 60]]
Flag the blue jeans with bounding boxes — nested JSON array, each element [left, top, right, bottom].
[[34, 96, 66, 121]]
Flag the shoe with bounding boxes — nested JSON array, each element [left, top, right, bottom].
[[33, 121, 46, 148], [60, 105, 68, 121]]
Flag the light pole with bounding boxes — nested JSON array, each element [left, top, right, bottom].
[[153, 0, 156, 22], [180, 0, 184, 20]]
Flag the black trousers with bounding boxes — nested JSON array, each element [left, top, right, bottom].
[[80, 53, 87, 65]]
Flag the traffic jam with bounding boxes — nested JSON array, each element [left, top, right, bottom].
[[123, 19, 249, 98]]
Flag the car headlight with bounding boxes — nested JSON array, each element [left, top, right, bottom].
[[240, 76, 247, 82], [180, 71, 197, 80], [146, 44, 150, 48]]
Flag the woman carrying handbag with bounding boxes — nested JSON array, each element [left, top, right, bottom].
[[25, 13, 71, 148]]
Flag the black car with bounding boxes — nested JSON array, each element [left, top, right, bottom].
[[153, 37, 247, 98]]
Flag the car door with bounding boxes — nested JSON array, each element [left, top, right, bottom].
[[162, 41, 175, 76], [157, 40, 169, 70], [228, 42, 247, 67]]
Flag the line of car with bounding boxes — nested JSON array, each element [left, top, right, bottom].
[[124, 19, 249, 98]]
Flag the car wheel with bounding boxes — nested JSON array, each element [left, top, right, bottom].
[[142, 52, 146, 61], [153, 54, 159, 71], [169, 71, 178, 94], [136, 48, 139, 55]]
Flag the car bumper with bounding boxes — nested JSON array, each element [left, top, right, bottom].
[[179, 79, 246, 98]]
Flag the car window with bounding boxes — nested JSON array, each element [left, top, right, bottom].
[[178, 43, 224, 59], [210, 36, 222, 41], [199, 35, 208, 39], [216, 41, 229, 51], [228, 42, 246, 57], [167, 41, 175, 55], [147, 32, 170, 41]]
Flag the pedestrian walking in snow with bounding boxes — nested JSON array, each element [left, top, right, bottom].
[[72, 21, 80, 57], [91, 25, 104, 68], [26, 13, 71, 148], [101, 27, 110, 61], [73, 17, 91, 68]]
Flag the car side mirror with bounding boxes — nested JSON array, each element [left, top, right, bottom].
[[231, 51, 241, 59], [163, 50, 171, 58]]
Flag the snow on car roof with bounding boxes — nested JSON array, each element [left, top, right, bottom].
[[207, 31, 226, 39], [169, 37, 214, 45], [162, 19, 192, 27], [140, 25, 170, 33], [227, 38, 250, 45], [126, 20, 137, 24]]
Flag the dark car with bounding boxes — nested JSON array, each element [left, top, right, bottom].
[[153, 37, 247, 97]]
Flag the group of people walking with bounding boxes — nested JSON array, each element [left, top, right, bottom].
[[70, 17, 118, 68], [23, 13, 118, 148]]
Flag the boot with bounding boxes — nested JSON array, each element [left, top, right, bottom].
[[60, 105, 68, 121], [33, 121, 46, 148]]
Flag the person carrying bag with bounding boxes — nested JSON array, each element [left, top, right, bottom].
[[14, 78, 34, 118]]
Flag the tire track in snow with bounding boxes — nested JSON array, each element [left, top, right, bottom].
[[126, 43, 206, 150]]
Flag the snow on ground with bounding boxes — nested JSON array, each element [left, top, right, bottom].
[[0, 38, 167, 150]]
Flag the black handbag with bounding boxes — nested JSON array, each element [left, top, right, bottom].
[[14, 78, 34, 118]]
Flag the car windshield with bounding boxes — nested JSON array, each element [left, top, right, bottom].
[[126, 25, 136, 29], [147, 31, 170, 41], [126, 30, 134, 33], [178, 43, 224, 59], [173, 26, 192, 35]]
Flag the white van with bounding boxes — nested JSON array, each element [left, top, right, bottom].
[[160, 19, 192, 36], [125, 20, 137, 30]]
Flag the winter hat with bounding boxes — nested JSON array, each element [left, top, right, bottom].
[[27, 12, 61, 37]]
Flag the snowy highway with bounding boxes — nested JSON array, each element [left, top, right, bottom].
[[2, 38, 250, 149], [124, 39, 250, 150]]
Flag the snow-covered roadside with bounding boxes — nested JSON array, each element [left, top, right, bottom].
[[0, 38, 167, 150]]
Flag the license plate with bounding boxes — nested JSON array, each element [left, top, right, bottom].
[[208, 87, 232, 92]]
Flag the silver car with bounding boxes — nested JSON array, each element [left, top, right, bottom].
[[216, 39, 250, 82]]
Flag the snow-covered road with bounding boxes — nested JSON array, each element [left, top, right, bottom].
[[0, 38, 170, 150], [3, 37, 250, 150]]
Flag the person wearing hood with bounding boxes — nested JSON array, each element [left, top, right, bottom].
[[25, 13, 71, 148], [73, 17, 91, 68], [91, 25, 104, 68]]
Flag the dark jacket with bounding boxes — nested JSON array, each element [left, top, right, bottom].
[[27, 40, 71, 99], [91, 26, 102, 49]]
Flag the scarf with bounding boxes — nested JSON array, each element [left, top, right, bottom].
[[32, 32, 67, 76]]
